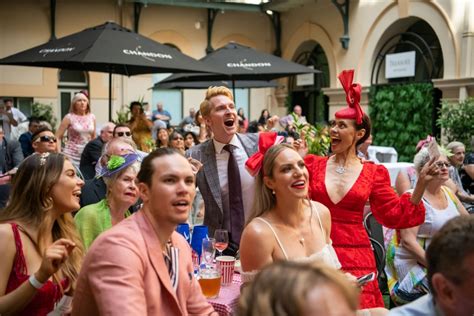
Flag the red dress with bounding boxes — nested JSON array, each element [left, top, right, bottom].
[[304, 155, 425, 308], [5, 223, 68, 316]]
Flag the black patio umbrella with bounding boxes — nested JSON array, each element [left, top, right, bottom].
[[0, 21, 218, 120], [152, 42, 319, 98], [152, 78, 278, 90], [157, 42, 319, 80], [151, 79, 277, 117]]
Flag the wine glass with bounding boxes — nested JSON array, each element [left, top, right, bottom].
[[201, 237, 216, 268], [214, 229, 229, 257]]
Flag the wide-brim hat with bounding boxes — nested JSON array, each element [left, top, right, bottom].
[[99, 153, 141, 178]]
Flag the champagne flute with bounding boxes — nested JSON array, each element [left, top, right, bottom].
[[214, 229, 229, 257], [201, 237, 216, 268]]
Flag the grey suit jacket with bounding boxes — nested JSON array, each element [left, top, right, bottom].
[[0, 138, 24, 173], [186, 133, 258, 238]]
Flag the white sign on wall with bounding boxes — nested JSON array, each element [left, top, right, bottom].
[[385, 51, 416, 79], [296, 66, 314, 86]]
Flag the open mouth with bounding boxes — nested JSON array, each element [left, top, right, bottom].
[[172, 200, 190, 207], [331, 138, 341, 146], [224, 118, 235, 127], [73, 191, 81, 198], [291, 180, 306, 189]]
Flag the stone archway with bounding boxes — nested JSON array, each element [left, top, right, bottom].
[[287, 40, 330, 124]]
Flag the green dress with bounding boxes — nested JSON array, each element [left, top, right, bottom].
[[75, 199, 131, 250]]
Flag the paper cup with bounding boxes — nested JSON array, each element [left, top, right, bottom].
[[216, 256, 235, 286]]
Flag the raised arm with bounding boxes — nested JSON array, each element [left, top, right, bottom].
[[0, 228, 75, 315]]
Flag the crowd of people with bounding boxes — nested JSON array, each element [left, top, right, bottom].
[[0, 68, 473, 315]]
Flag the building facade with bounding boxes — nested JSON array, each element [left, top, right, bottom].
[[1, 0, 473, 127]]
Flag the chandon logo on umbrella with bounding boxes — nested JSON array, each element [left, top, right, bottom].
[[123, 46, 173, 62], [226, 59, 271, 71], [39, 47, 75, 57]]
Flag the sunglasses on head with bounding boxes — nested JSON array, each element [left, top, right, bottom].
[[117, 131, 132, 137], [35, 135, 57, 143]]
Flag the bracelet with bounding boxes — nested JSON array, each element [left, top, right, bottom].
[[28, 274, 45, 289]]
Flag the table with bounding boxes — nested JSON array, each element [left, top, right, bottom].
[[208, 273, 242, 316], [381, 162, 414, 187]]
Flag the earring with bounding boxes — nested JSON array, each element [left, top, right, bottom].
[[272, 190, 275, 195]]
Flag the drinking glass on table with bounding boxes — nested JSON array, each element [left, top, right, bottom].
[[214, 229, 229, 257], [201, 237, 216, 268]]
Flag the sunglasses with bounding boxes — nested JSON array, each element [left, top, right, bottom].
[[116, 131, 132, 137], [435, 161, 451, 169], [35, 135, 57, 143]]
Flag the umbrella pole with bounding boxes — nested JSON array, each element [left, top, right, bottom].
[[232, 79, 236, 106], [108, 71, 112, 122]]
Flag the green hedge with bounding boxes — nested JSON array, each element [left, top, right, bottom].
[[369, 83, 433, 162]]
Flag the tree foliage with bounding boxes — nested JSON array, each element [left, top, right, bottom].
[[437, 97, 474, 147]]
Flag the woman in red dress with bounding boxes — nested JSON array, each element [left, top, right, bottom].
[[303, 70, 438, 308]]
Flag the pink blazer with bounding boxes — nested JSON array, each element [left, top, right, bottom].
[[72, 211, 216, 316]]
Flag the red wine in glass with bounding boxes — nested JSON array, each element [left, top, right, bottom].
[[214, 229, 228, 256]]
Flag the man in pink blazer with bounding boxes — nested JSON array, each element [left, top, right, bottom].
[[72, 148, 216, 315]]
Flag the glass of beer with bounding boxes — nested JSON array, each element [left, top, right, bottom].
[[198, 267, 221, 299]]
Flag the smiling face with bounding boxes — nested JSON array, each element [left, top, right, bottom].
[[329, 119, 365, 154], [264, 148, 309, 199], [108, 166, 139, 207], [139, 154, 196, 226], [50, 159, 84, 214], [205, 94, 238, 143], [32, 130, 57, 153], [170, 132, 185, 152], [158, 128, 169, 143], [449, 146, 465, 167]]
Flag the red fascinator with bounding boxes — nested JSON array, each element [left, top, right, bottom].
[[335, 69, 364, 124], [246, 132, 284, 177]]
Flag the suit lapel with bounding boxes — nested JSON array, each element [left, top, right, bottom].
[[136, 212, 184, 314], [201, 140, 224, 213]]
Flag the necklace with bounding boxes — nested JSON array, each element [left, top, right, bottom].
[[298, 237, 305, 246], [335, 165, 346, 174]]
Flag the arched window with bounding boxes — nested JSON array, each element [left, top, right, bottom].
[[288, 42, 330, 123], [58, 70, 88, 118]]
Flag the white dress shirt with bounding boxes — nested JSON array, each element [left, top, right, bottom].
[[213, 135, 255, 221]]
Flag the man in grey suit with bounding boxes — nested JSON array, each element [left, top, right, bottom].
[[187, 86, 276, 255]]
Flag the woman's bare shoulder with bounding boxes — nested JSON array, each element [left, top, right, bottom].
[[0, 223, 16, 254], [243, 216, 275, 239]]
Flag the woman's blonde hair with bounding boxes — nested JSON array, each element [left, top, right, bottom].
[[237, 261, 359, 316], [0, 153, 84, 293], [199, 86, 234, 117], [246, 144, 296, 225], [69, 92, 91, 114]]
